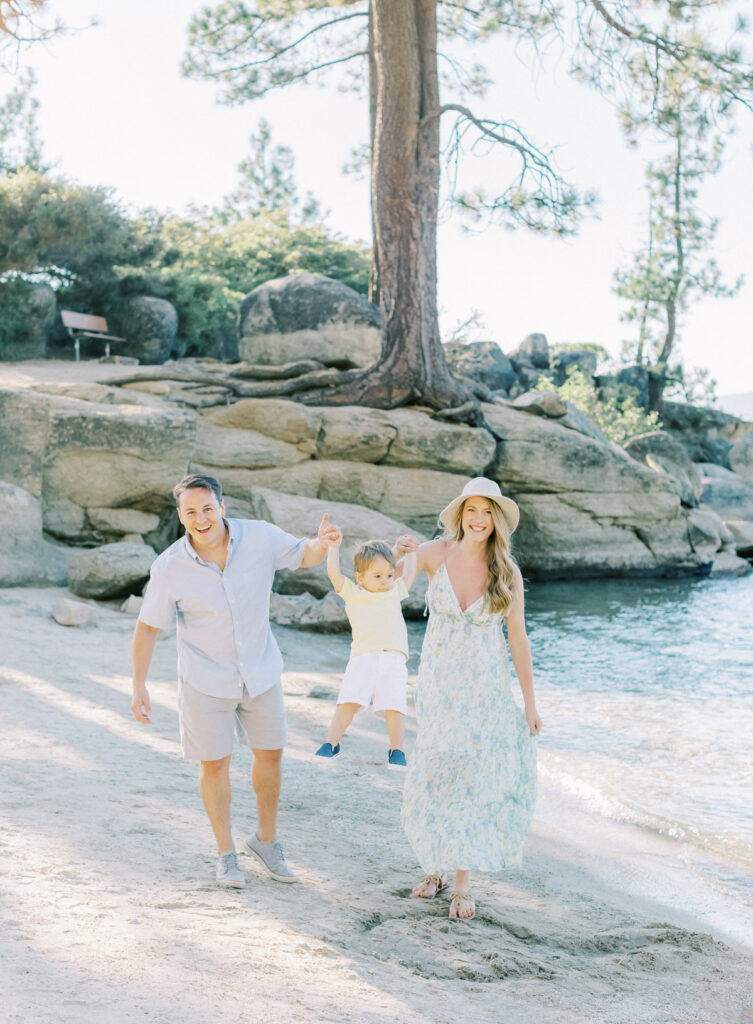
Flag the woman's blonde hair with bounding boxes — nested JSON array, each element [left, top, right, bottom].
[[446, 498, 517, 615]]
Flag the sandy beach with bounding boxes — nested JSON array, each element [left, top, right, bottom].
[[1, 585, 752, 1024]]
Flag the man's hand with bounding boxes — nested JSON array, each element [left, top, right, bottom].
[[318, 512, 341, 547], [131, 685, 152, 724], [301, 512, 341, 567]]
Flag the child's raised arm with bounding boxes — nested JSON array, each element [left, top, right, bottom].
[[400, 549, 418, 590], [326, 536, 345, 593]]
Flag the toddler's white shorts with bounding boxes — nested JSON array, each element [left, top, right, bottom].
[[338, 650, 408, 717]]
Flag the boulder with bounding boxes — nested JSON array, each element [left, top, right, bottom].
[[238, 274, 381, 369], [249, 486, 428, 615], [120, 595, 145, 615], [509, 333, 550, 370], [110, 296, 178, 364], [382, 409, 496, 475], [685, 507, 725, 557], [203, 398, 323, 447], [211, 459, 466, 537], [442, 341, 516, 393], [0, 481, 70, 586], [52, 598, 99, 627], [0, 388, 53, 497], [697, 463, 753, 521], [269, 591, 349, 633], [549, 347, 598, 386], [729, 429, 753, 483], [709, 551, 751, 578], [192, 421, 308, 470], [41, 397, 195, 540], [206, 399, 495, 475], [608, 365, 651, 410], [68, 542, 157, 599], [511, 365, 546, 393], [512, 391, 567, 418], [624, 431, 703, 507], [661, 402, 752, 466], [559, 401, 609, 445], [725, 520, 753, 557], [0, 282, 57, 360], [87, 508, 161, 536], [317, 407, 397, 463], [481, 402, 700, 577]]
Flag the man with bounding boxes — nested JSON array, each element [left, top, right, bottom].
[[130, 473, 340, 889]]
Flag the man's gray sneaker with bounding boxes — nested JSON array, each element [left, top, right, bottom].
[[216, 850, 245, 888], [242, 833, 297, 883]]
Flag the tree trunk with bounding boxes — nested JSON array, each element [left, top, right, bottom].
[[301, 0, 470, 410], [650, 129, 684, 413]]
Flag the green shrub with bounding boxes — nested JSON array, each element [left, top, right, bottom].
[[534, 367, 661, 445]]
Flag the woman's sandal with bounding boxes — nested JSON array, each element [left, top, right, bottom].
[[411, 872, 449, 899], [449, 889, 475, 920]]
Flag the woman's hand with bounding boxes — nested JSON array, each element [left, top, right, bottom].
[[525, 705, 543, 736]]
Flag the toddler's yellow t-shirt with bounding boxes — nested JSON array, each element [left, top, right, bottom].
[[337, 576, 410, 659]]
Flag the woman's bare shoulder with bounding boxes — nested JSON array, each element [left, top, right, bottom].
[[418, 537, 449, 574]]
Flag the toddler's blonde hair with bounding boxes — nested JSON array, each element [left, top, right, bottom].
[[353, 540, 396, 576]]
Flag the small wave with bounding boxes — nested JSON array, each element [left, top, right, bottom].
[[539, 753, 753, 872]]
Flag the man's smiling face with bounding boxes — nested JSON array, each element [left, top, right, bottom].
[[177, 487, 226, 548]]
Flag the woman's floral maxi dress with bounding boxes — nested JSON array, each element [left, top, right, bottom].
[[401, 563, 537, 872]]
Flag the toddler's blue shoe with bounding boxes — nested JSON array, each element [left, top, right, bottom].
[[315, 742, 340, 759], [388, 749, 407, 771]]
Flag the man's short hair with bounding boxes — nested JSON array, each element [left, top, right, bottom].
[[173, 474, 223, 506], [353, 540, 396, 575]]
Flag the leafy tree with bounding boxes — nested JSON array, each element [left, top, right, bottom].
[[0, 0, 63, 70], [0, 168, 153, 285], [575, 1, 751, 410], [183, 1, 753, 412], [535, 365, 661, 445], [183, 0, 593, 410], [218, 117, 320, 224], [0, 67, 45, 172], [123, 206, 370, 356]]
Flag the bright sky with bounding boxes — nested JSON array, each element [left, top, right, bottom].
[[11, 0, 753, 396]]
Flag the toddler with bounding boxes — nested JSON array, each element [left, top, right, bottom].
[[315, 536, 417, 770]]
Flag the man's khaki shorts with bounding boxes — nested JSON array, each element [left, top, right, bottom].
[[178, 679, 287, 762]]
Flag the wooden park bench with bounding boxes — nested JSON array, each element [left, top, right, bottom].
[[60, 310, 126, 360]]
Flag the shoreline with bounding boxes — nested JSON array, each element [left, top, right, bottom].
[[2, 586, 752, 1024]]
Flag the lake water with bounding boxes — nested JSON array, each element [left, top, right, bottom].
[[405, 574, 753, 921]]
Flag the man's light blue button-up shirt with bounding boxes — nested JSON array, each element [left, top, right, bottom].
[[139, 518, 306, 699]]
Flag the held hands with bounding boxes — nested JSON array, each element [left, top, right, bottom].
[[318, 512, 342, 549], [525, 705, 543, 737], [395, 533, 420, 556]]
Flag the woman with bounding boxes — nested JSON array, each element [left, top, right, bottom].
[[397, 477, 541, 920]]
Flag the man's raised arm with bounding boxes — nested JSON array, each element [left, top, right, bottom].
[[300, 512, 342, 568]]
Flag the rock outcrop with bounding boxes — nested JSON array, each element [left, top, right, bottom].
[[68, 542, 156, 599], [0, 481, 70, 586], [249, 486, 429, 616], [729, 429, 753, 482], [624, 431, 703, 507], [238, 274, 381, 368], [482, 402, 702, 578], [697, 463, 753, 522], [442, 341, 516, 394]]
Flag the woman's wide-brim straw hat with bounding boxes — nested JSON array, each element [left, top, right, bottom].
[[439, 477, 520, 535]]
